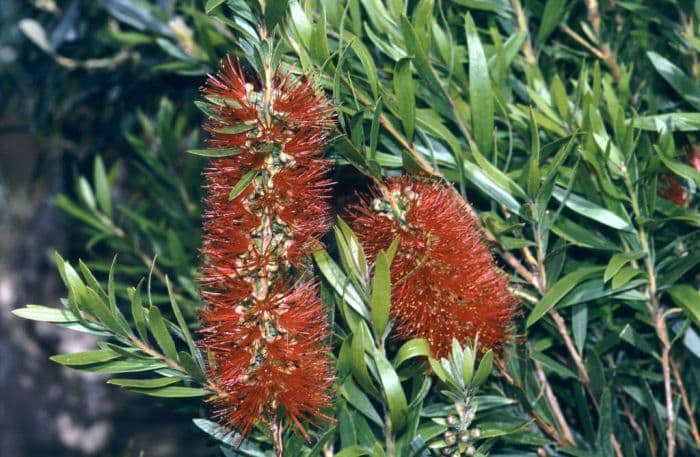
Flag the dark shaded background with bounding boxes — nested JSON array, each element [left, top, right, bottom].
[[0, 1, 214, 455]]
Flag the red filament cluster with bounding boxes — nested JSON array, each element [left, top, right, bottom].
[[346, 176, 517, 358], [198, 57, 335, 438]]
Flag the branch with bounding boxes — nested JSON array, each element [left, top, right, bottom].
[[533, 360, 576, 446], [511, 0, 537, 65], [671, 357, 700, 447]]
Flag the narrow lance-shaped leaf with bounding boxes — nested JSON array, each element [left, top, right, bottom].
[[50, 349, 120, 366], [371, 251, 391, 337], [647, 52, 700, 110], [148, 305, 178, 360], [129, 281, 149, 343], [394, 58, 416, 140], [372, 348, 409, 431], [527, 267, 604, 327], [93, 156, 112, 217], [472, 349, 493, 387], [465, 13, 494, 156], [107, 377, 181, 389]]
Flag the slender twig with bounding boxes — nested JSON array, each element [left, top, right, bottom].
[[494, 359, 571, 446], [384, 408, 395, 457], [560, 24, 606, 60], [585, 0, 602, 39], [271, 419, 284, 457], [128, 336, 227, 397], [620, 393, 643, 439], [584, 0, 621, 80], [510, 287, 538, 304], [622, 167, 676, 457], [549, 310, 598, 409], [611, 432, 624, 457], [533, 360, 576, 445], [521, 246, 538, 269], [511, 0, 537, 65], [671, 358, 700, 447]]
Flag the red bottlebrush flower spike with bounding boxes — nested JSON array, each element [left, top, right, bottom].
[[660, 174, 688, 207], [345, 176, 517, 358], [198, 56, 335, 439]]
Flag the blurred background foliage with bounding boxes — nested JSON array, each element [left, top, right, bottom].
[[3, 0, 700, 456]]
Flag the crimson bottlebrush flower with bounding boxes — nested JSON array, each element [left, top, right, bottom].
[[197, 56, 335, 439], [345, 176, 517, 358], [660, 174, 688, 207]]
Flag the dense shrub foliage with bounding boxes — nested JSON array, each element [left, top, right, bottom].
[[10, 1, 700, 456]]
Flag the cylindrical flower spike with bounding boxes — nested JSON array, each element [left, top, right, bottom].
[[198, 56, 335, 439], [345, 176, 517, 358]]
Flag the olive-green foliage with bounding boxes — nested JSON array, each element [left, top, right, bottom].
[[11, 0, 700, 456]]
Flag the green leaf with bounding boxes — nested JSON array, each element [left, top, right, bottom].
[[187, 148, 240, 157], [166, 277, 197, 358], [550, 73, 570, 119], [371, 251, 391, 337], [647, 52, 700, 110], [148, 306, 178, 360], [428, 357, 450, 384], [469, 143, 527, 201], [128, 282, 149, 343], [344, 34, 379, 99], [611, 267, 643, 290], [289, 0, 313, 47], [527, 267, 604, 327], [205, 0, 225, 14], [480, 420, 532, 438], [81, 287, 126, 335], [340, 378, 384, 426], [552, 187, 632, 231], [526, 107, 541, 196], [393, 338, 431, 368], [133, 386, 210, 398], [310, 6, 330, 62], [537, 0, 567, 43], [211, 123, 256, 135], [552, 217, 618, 251], [572, 303, 588, 353], [463, 161, 521, 214], [372, 348, 409, 431], [336, 446, 370, 457], [50, 349, 120, 366], [107, 377, 181, 388], [604, 251, 645, 283], [178, 351, 207, 383], [78, 177, 96, 210], [93, 156, 112, 217], [461, 344, 474, 386], [12, 305, 78, 323], [264, 0, 290, 30], [78, 359, 169, 374], [350, 322, 380, 398], [656, 149, 700, 187], [368, 97, 383, 162], [465, 13, 494, 156], [394, 58, 416, 140], [54, 195, 108, 232], [668, 285, 700, 327], [336, 217, 369, 282], [471, 349, 492, 387], [314, 248, 369, 320], [399, 15, 447, 110], [632, 113, 700, 132], [531, 352, 577, 379]]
